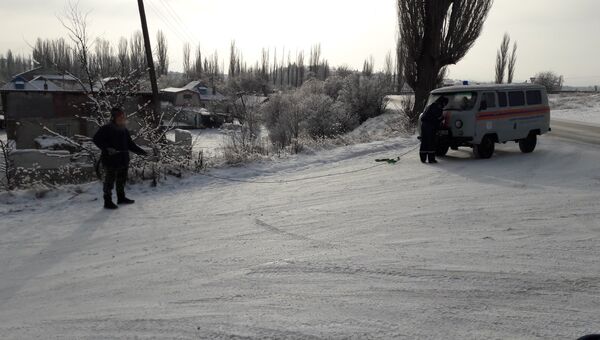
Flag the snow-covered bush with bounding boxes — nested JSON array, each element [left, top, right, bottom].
[[338, 74, 391, 123], [533, 71, 564, 93], [222, 104, 269, 165], [261, 74, 392, 151], [262, 93, 305, 150], [324, 75, 345, 99]]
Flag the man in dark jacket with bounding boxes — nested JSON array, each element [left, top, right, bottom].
[[420, 96, 448, 164], [93, 107, 147, 209]]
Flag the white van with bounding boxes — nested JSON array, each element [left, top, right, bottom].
[[420, 84, 551, 159]]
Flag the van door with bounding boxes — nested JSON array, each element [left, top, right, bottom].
[[476, 92, 499, 142]]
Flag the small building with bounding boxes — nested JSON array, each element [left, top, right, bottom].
[[160, 81, 226, 108], [160, 81, 229, 129], [0, 67, 153, 149]]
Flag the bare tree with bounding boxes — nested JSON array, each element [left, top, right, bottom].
[[155, 30, 169, 76], [228, 40, 238, 80], [58, 0, 95, 91], [507, 42, 517, 84], [495, 33, 510, 84], [384, 51, 394, 84], [117, 37, 130, 76], [193, 43, 203, 79], [182, 42, 191, 77], [398, 0, 493, 123], [296, 51, 305, 87], [94, 38, 115, 76], [362, 56, 374, 77], [395, 35, 406, 93], [130, 31, 146, 74]]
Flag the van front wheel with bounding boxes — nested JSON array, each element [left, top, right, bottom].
[[474, 135, 495, 159], [519, 133, 537, 153]]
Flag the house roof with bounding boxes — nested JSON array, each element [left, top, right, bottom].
[[34, 74, 79, 82], [12, 67, 72, 82], [0, 67, 88, 92], [0, 78, 67, 92], [160, 80, 226, 101], [161, 87, 194, 93], [183, 81, 202, 91]]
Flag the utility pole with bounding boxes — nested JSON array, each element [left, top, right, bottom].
[[137, 0, 161, 126]]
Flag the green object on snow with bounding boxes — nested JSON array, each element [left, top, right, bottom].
[[375, 158, 400, 164]]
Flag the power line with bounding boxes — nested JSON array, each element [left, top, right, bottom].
[[155, 0, 196, 43], [145, 0, 190, 47]]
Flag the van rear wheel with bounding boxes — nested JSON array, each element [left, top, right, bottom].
[[519, 133, 537, 153], [474, 135, 495, 159]]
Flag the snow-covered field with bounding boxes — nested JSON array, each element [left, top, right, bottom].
[[188, 129, 229, 159], [1, 133, 599, 339], [549, 93, 600, 124]]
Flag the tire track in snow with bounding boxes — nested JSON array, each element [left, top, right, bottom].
[[254, 218, 332, 247]]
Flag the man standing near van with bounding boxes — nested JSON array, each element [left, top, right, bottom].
[[93, 107, 148, 209], [420, 96, 448, 164]]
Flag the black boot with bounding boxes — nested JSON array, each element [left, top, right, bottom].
[[428, 153, 438, 164], [104, 196, 118, 210], [117, 196, 135, 205], [420, 153, 427, 163]]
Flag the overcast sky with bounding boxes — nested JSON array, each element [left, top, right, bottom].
[[1, 0, 599, 86]]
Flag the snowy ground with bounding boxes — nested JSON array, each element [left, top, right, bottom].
[[1, 134, 599, 339], [549, 93, 600, 124], [166, 128, 228, 159], [188, 129, 229, 159]]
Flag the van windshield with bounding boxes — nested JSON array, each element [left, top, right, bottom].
[[428, 92, 478, 111]]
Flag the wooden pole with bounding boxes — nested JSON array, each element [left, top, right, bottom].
[[137, 0, 161, 126]]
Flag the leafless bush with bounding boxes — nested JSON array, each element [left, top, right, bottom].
[[0, 139, 15, 191], [222, 106, 268, 165]]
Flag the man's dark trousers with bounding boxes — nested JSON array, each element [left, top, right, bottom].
[[103, 167, 128, 201], [420, 124, 437, 163]]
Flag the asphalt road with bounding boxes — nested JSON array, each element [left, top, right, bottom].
[[550, 118, 600, 145]]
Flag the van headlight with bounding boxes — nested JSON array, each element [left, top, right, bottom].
[[455, 120, 463, 129]]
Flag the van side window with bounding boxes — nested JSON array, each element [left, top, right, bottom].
[[497, 92, 507, 107], [483, 92, 497, 108], [508, 91, 526, 106], [526, 90, 542, 105]]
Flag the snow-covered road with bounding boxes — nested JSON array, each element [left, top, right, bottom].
[[551, 119, 600, 145], [1, 136, 599, 339]]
